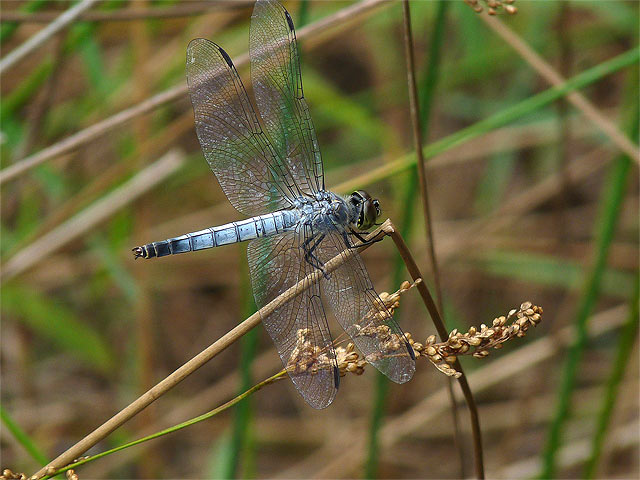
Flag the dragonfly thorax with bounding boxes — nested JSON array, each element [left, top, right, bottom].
[[292, 191, 355, 230]]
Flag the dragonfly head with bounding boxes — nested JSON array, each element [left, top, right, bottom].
[[348, 190, 381, 231]]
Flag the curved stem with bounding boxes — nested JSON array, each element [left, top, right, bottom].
[[385, 221, 485, 479]]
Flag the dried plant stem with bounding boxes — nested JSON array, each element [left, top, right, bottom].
[[1, 150, 186, 283], [40, 370, 288, 480], [306, 304, 627, 480], [383, 222, 485, 479], [400, 2, 467, 477], [83, 350, 282, 478], [401, 0, 445, 314], [29, 223, 388, 480], [480, 15, 640, 164], [0, 0, 390, 185], [0, 2, 249, 23], [332, 46, 639, 196], [0, 0, 99, 74]]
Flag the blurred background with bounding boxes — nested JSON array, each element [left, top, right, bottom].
[[1, 0, 638, 478]]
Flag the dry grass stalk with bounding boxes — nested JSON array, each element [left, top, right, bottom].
[[464, 0, 517, 15], [2, 282, 543, 480], [287, 280, 421, 378], [0, 0, 391, 185], [479, 14, 639, 164], [27, 223, 389, 480], [400, 1, 465, 474], [0, 0, 99, 74]]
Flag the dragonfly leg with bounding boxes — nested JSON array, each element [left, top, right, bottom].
[[303, 233, 329, 278], [343, 228, 383, 249]]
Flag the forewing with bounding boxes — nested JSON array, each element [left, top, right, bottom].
[[247, 228, 338, 409], [319, 231, 415, 383], [250, 0, 324, 196], [186, 38, 298, 217]]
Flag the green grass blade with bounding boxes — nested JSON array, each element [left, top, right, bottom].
[[220, 260, 258, 479], [342, 45, 639, 193], [0, 60, 54, 124], [208, 431, 234, 479], [1, 285, 114, 373], [1, 404, 49, 465], [583, 274, 639, 478], [539, 74, 638, 479], [219, 2, 313, 473], [42, 371, 287, 480], [365, 2, 449, 478], [469, 250, 635, 300]]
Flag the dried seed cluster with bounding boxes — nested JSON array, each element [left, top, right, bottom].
[[287, 282, 542, 381], [411, 302, 543, 378], [66, 470, 79, 480], [465, 0, 517, 15], [1, 469, 27, 480], [287, 327, 334, 376], [287, 280, 420, 377]]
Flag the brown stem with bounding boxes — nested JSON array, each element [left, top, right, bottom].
[[0, 0, 390, 185], [29, 223, 388, 480], [479, 14, 639, 164], [400, 3, 466, 475], [384, 221, 485, 479], [0, 2, 249, 23], [400, 0, 444, 313]]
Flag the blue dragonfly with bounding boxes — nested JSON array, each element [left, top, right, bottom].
[[133, 0, 415, 408]]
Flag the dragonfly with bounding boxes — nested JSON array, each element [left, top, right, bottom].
[[133, 0, 415, 409]]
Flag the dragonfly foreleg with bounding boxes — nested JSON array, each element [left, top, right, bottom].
[[302, 232, 329, 278], [343, 228, 383, 249]]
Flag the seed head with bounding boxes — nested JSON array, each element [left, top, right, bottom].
[[464, 0, 518, 15]]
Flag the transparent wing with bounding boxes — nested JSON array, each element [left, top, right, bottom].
[[318, 230, 416, 383], [249, 0, 324, 196], [247, 228, 338, 409], [186, 38, 301, 217]]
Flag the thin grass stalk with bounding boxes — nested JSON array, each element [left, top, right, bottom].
[[365, 1, 464, 478], [539, 78, 639, 479], [0, 0, 392, 185], [223, 262, 259, 479], [383, 222, 485, 480], [0, 2, 250, 23], [40, 371, 288, 480], [1, 150, 186, 282], [479, 14, 639, 164], [583, 275, 639, 478], [333, 45, 639, 195], [310, 304, 626, 479], [0, 0, 99, 74], [80, 351, 282, 478], [401, 0, 444, 315], [29, 224, 388, 480], [400, 1, 471, 478]]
